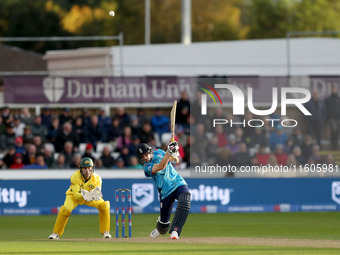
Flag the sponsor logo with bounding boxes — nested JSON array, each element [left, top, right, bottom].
[[189, 184, 231, 205], [331, 181, 340, 205], [132, 183, 154, 208], [0, 187, 29, 208], [43, 77, 65, 102]]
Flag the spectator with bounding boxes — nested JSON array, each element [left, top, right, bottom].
[[95, 158, 104, 169], [274, 144, 288, 166], [113, 156, 125, 169], [31, 115, 48, 140], [214, 125, 228, 148], [215, 148, 236, 177], [117, 126, 132, 152], [100, 145, 116, 168], [61, 141, 74, 166], [55, 122, 79, 152], [87, 115, 103, 149], [114, 107, 130, 128], [97, 107, 111, 132], [283, 138, 295, 155], [14, 137, 27, 156], [226, 134, 239, 155], [176, 90, 190, 128], [193, 123, 209, 154], [249, 127, 267, 148], [308, 145, 322, 164], [0, 125, 16, 152], [234, 143, 252, 166], [47, 116, 60, 143], [70, 153, 82, 169], [52, 154, 68, 169], [291, 127, 303, 147], [73, 116, 87, 143], [151, 107, 170, 137], [41, 106, 53, 128], [105, 117, 122, 144], [58, 107, 73, 126], [136, 108, 149, 127], [292, 146, 306, 165], [325, 85, 340, 150], [33, 135, 45, 154], [44, 147, 55, 168], [10, 153, 25, 169], [3, 146, 16, 168], [120, 146, 131, 167], [300, 135, 314, 161], [82, 143, 96, 162], [2, 106, 13, 126], [286, 154, 298, 167], [129, 156, 143, 169], [255, 144, 270, 166], [24, 154, 48, 169], [13, 115, 25, 137], [269, 125, 287, 151], [20, 108, 34, 126], [130, 115, 142, 138], [79, 108, 91, 127], [0, 116, 6, 136], [304, 89, 326, 147], [235, 128, 246, 144], [323, 154, 336, 165], [22, 125, 33, 145], [140, 122, 154, 144], [267, 153, 279, 166], [127, 135, 141, 157], [23, 144, 37, 165]]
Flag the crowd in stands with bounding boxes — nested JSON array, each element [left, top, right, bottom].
[[0, 104, 177, 170], [188, 86, 340, 176], [0, 86, 339, 173]]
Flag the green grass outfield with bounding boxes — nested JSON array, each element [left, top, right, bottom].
[[1, 212, 340, 254]]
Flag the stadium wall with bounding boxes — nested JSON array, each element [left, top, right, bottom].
[[1, 171, 340, 215]]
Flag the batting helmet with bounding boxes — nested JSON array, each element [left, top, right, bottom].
[[137, 143, 153, 164]]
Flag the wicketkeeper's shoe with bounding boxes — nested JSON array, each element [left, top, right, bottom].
[[48, 233, 59, 240], [103, 231, 111, 238], [169, 231, 179, 240], [150, 229, 160, 239]]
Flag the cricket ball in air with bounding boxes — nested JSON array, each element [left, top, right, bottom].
[[109, 11, 115, 17]]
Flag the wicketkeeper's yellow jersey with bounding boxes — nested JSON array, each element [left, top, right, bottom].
[[65, 170, 102, 201]]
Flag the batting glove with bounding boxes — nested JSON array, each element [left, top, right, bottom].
[[167, 141, 179, 156]]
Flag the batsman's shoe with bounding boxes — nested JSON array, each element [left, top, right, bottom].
[[103, 231, 111, 238], [150, 229, 160, 239], [169, 231, 179, 240], [48, 233, 59, 240]]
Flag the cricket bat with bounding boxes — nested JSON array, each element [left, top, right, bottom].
[[170, 100, 179, 163]]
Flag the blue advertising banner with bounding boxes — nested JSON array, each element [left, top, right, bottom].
[[1, 178, 340, 215]]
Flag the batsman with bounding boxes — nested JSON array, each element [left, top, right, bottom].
[[137, 141, 191, 240], [49, 157, 111, 239]]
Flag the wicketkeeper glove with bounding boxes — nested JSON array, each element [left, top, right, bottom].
[[90, 186, 103, 201], [167, 141, 179, 156], [81, 189, 93, 202]]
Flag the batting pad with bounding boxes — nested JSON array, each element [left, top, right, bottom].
[[53, 205, 71, 236], [98, 201, 110, 234], [170, 192, 191, 236]]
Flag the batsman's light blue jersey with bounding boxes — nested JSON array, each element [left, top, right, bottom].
[[144, 149, 187, 199]]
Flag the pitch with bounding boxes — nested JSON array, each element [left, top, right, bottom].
[[1, 212, 340, 254]]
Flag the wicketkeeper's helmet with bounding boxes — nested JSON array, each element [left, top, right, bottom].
[[137, 143, 153, 164], [79, 157, 94, 179]]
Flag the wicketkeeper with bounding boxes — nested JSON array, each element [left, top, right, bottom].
[[137, 142, 191, 240], [49, 157, 111, 239]]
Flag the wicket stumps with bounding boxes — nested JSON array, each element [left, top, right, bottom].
[[115, 188, 132, 238]]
